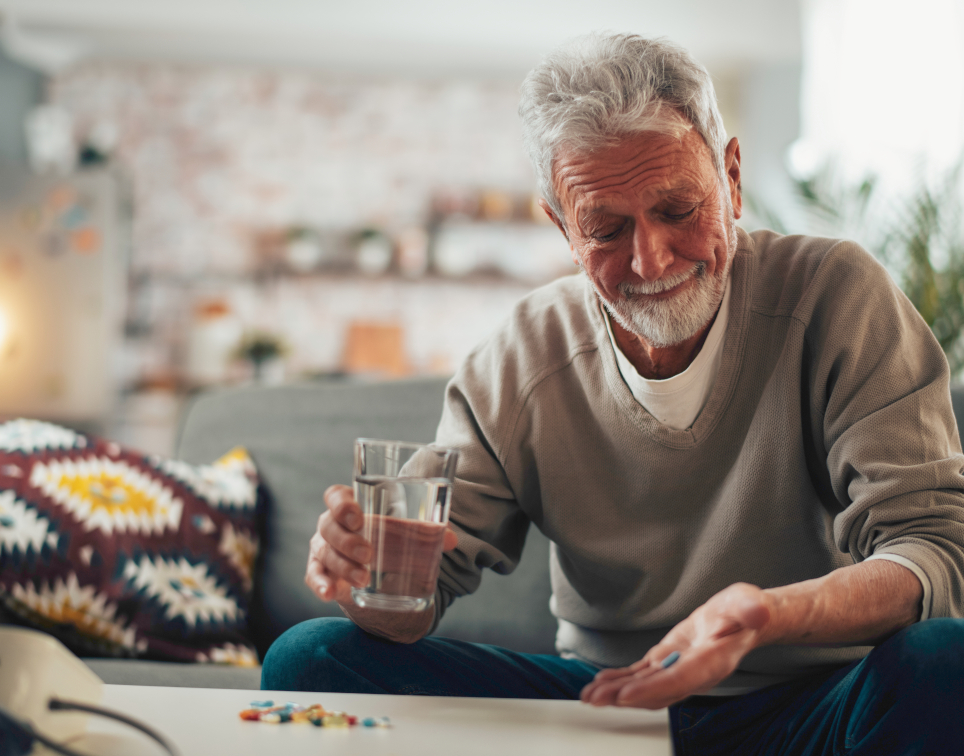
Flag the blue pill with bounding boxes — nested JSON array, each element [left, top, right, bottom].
[[250, 700, 273, 708], [660, 651, 681, 669], [362, 718, 377, 727]]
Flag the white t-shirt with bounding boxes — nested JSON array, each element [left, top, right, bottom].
[[604, 277, 732, 431]]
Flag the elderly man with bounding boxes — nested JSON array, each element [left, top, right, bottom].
[[263, 34, 964, 753]]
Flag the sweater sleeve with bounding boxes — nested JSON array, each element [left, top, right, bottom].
[[806, 241, 964, 620], [429, 350, 533, 624]]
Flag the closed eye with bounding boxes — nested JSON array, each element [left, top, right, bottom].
[[593, 224, 625, 243], [665, 207, 696, 222]]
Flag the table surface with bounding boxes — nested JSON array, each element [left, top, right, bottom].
[[41, 685, 671, 756]]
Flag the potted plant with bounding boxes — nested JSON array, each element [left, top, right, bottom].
[[233, 330, 290, 385]]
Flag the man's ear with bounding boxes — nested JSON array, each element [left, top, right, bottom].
[[725, 137, 743, 220], [538, 198, 578, 265]]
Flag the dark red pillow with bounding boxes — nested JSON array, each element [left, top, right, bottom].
[[0, 419, 261, 665]]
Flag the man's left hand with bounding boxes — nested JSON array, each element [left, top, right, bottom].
[[580, 583, 770, 709]]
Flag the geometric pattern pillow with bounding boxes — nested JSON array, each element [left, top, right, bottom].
[[0, 419, 262, 666]]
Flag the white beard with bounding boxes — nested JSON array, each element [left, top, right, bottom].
[[591, 219, 736, 348]]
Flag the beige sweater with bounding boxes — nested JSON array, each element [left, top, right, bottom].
[[434, 228, 964, 693]]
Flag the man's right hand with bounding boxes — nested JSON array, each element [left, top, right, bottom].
[[305, 484, 459, 643], [305, 484, 373, 605]]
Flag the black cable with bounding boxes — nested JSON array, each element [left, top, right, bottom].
[[49, 698, 181, 756]]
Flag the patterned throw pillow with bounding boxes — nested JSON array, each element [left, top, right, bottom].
[[0, 419, 261, 665]]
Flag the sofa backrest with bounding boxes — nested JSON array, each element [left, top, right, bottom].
[[174, 377, 557, 659]]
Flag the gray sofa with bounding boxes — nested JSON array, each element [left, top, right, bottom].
[[85, 377, 557, 688], [85, 378, 964, 689]]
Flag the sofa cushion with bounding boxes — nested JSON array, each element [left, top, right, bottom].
[[0, 419, 262, 664]]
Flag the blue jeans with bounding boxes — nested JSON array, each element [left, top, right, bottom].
[[261, 617, 964, 754], [261, 617, 599, 697]]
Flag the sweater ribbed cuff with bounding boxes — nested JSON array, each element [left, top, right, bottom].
[[865, 552, 931, 621]]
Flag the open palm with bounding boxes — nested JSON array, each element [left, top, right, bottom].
[[581, 582, 772, 709]]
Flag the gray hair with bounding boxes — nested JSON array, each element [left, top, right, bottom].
[[519, 33, 727, 224]]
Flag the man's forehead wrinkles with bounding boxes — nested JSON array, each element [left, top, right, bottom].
[[561, 143, 677, 194], [553, 130, 718, 234], [564, 162, 708, 221], [565, 170, 672, 220], [571, 168, 700, 219]]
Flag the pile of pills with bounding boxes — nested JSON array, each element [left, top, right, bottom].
[[239, 700, 391, 729]]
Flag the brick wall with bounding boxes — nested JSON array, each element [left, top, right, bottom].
[[51, 65, 538, 274], [49, 64, 562, 382]]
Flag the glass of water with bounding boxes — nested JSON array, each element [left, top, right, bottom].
[[351, 438, 459, 612]]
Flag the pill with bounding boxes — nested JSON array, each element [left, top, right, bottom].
[[660, 651, 681, 669]]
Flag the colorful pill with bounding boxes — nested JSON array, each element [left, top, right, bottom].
[[660, 651, 681, 669], [238, 702, 386, 729]]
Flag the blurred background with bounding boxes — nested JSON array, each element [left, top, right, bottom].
[[0, 0, 962, 455]]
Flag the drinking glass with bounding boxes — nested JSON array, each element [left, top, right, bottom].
[[351, 438, 459, 611]]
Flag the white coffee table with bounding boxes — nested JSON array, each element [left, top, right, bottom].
[[50, 685, 671, 756]]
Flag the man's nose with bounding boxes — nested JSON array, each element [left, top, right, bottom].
[[630, 223, 674, 282]]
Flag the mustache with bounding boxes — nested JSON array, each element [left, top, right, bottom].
[[617, 262, 707, 297]]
